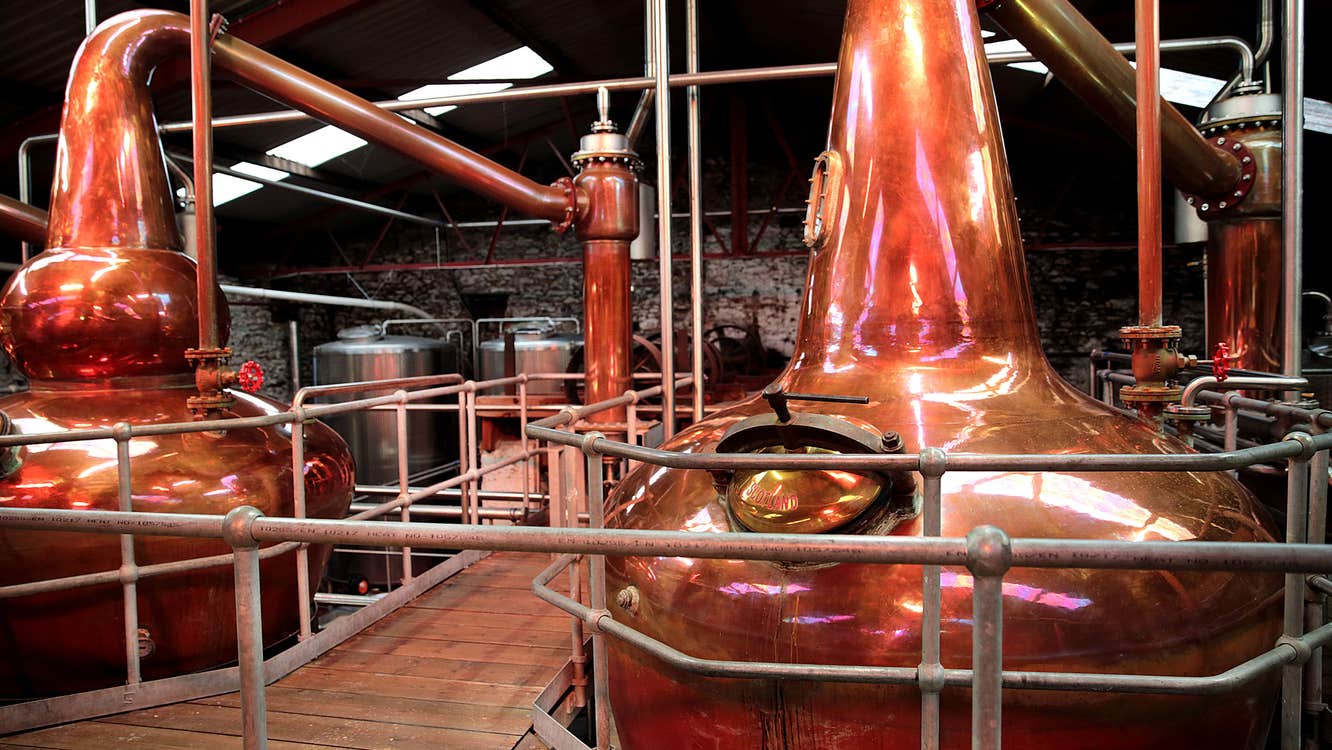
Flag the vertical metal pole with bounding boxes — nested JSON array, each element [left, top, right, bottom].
[[919, 449, 945, 750], [1282, 450, 1311, 750], [18, 142, 32, 261], [85, 0, 96, 34], [561, 427, 586, 708], [519, 380, 532, 518], [190, 0, 220, 353], [686, 0, 705, 422], [1305, 439, 1328, 736], [467, 389, 481, 524], [626, 393, 639, 473], [457, 390, 470, 523], [226, 509, 268, 750], [395, 395, 412, 583], [967, 526, 1010, 750], [1135, 0, 1163, 326], [585, 442, 611, 749], [651, 0, 677, 438], [1087, 358, 1098, 399], [287, 320, 300, 395], [1281, 0, 1305, 385], [114, 425, 142, 688], [290, 417, 312, 640]]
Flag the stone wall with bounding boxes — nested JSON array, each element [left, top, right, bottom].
[[226, 213, 1205, 401]]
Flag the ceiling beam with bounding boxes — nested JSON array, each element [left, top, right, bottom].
[[457, 0, 585, 78]]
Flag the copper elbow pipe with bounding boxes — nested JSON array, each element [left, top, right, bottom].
[[987, 0, 1243, 199], [0, 195, 47, 247], [48, 10, 575, 259]]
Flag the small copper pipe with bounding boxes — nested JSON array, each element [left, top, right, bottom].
[[0, 195, 46, 247], [987, 0, 1242, 199], [1135, 0, 1161, 326], [190, 2, 219, 353]]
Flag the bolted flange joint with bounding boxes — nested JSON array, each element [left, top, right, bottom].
[[966, 525, 1012, 578], [222, 506, 264, 549]]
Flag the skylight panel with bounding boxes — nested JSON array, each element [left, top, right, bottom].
[[1307, 98, 1332, 135], [397, 82, 514, 116], [449, 46, 553, 81], [229, 161, 289, 183], [266, 125, 367, 168], [212, 173, 264, 206]]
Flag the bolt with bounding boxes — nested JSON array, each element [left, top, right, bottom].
[[1234, 191, 1243, 198], [1243, 174, 1252, 181], [1200, 203, 1210, 211], [1218, 201, 1228, 209], [1216, 137, 1226, 145], [1186, 196, 1196, 206], [1242, 156, 1252, 164]]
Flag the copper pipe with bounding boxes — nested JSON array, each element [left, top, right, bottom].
[[0, 195, 46, 247], [47, 11, 572, 258], [191, 1, 219, 352], [210, 32, 572, 223], [1135, 0, 1162, 326], [987, 0, 1242, 198]]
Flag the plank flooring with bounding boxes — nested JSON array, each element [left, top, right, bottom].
[[3, 553, 583, 749]]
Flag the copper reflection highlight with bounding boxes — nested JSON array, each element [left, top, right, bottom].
[[602, 0, 1281, 746]]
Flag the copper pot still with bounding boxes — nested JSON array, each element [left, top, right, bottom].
[[603, 0, 1281, 747], [0, 13, 354, 698]]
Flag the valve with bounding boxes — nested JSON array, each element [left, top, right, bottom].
[[1212, 342, 1232, 383], [235, 360, 264, 393]]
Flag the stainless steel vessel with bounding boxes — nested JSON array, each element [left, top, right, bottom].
[[313, 325, 458, 484], [477, 325, 582, 396]]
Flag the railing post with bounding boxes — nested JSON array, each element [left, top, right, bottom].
[[457, 389, 470, 524], [395, 393, 413, 584], [113, 423, 142, 691], [519, 378, 532, 519], [918, 447, 946, 750], [966, 525, 1011, 750], [467, 386, 481, 525], [583, 433, 612, 750], [290, 409, 312, 640], [1305, 432, 1329, 739], [224, 506, 268, 750], [1282, 434, 1314, 750]]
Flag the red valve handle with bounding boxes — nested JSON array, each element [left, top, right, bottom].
[[236, 360, 264, 393], [1212, 343, 1231, 383]]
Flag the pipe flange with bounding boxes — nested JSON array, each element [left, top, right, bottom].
[[1180, 137, 1256, 216], [1120, 384, 1184, 404], [1163, 404, 1211, 422], [570, 152, 644, 172], [1119, 325, 1182, 342], [550, 176, 577, 234]]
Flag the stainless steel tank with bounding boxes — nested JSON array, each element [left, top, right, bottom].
[[313, 325, 458, 484], [477, 325, 582, 396]]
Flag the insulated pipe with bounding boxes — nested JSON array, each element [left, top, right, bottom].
[[0, 194, 46, 246], [217, 285, 432, 320], [1135, 0, 1162, 326], [987, 0, 1243, 199]]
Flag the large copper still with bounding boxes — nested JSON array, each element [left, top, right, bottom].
[[603, 0, 1282, 746], [0, 14, 354, 698]]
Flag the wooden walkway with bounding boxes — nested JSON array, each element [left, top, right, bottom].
[[2, 553, 576, 750]]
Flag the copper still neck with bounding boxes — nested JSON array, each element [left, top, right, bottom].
[[48, 13, 185, 253], [786, 0, 1043, 397]]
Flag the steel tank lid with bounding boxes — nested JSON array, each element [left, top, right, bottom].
[[478, 327, 583, 350], [314, 325, 451, 355]]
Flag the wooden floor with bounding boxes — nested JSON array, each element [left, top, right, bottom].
[[2, 553, 576, 750]]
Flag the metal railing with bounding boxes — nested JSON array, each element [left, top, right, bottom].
[[2, 371, 1330, 749]]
